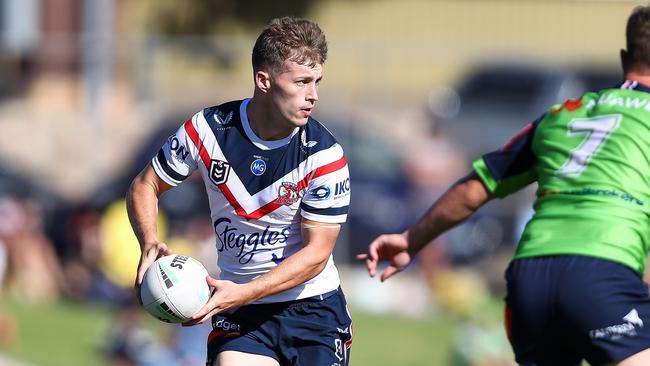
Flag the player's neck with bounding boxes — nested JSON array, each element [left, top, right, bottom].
[[247, 97, 296, 141], [624, 70, 650, 88]]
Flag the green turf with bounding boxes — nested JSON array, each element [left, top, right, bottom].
[[1, 299, 113, 366], [0, 298, 457, 366], [350, 311, 456, 366]]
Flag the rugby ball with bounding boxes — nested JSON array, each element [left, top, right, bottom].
[[140, 254, 211, 323]]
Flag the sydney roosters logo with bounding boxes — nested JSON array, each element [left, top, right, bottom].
[[275, 182, 301, 206]]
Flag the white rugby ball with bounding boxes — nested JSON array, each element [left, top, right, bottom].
[[140, 254, 210, 323]]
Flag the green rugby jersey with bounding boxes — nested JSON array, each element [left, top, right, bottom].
[[473, 81, 650, 275]]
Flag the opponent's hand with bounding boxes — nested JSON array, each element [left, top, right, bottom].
[[182, 277, 255, 326], [134, 242, 172, 304], [356, 233, 412, 282]]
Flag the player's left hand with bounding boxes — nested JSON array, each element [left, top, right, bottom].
[[356, 232, 412, 282], [182, 277, 255, 326]]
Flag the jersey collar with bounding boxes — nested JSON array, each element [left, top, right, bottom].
[[240, 98, 300, 150], [621, 80, 650, 94]]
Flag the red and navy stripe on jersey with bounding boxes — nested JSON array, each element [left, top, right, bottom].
[[151, 98, 349, 302]]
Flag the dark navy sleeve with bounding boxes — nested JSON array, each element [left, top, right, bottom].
[[473, 114, 544, 197]]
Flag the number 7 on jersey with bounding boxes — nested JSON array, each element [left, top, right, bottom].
[[556, 114, 621, 178]]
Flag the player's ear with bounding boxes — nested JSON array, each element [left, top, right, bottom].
[[255, 70, 272, 93]]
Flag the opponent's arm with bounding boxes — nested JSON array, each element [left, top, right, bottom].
[[407, 171, 492, 256], [357, 171, 493, 281], [186, 219, 339, 324], [126, 165, 174, 290]]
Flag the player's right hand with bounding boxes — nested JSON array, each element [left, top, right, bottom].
[[356, 233, 412, 282], [134, 241, 172, 304]]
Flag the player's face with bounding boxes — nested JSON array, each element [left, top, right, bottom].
[[268, 59, 322, 128]]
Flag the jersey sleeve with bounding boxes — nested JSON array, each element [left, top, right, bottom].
[[151, 114, 201, 186], [472, 115, 544, 198], [300, 144, 350, 224]]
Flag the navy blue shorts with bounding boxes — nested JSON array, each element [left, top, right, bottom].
[[206, 288, 353, 366], [505, 255, 650, 366]]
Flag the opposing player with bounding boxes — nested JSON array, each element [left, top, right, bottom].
[[358, 5, 650, 366], [127, 17, 353, 366]]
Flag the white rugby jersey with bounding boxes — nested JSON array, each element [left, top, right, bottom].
[[151, 99, 350, 303]]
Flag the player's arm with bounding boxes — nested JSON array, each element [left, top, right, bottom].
[[357, 172, 493, 281], [245, 218, 339, 297], [126, 164, 174, 291], [128, 116, 200, 294], [185, 219, 339, 325], [358, 116, 543, 281]]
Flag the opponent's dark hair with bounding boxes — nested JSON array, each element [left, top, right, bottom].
[[252, 17, 327, 74], [626, 5, 650, 71]]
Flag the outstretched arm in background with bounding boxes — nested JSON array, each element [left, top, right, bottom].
[[357, 171, 493, 281], [126, 165, 174, 301]]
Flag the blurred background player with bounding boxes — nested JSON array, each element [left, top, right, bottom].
[[359, 5, 650, 366], [127, 17, 353, 366]]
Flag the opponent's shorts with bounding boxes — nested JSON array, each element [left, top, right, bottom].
[[505, 255, 650, 366], [206, 287, 353, 366]]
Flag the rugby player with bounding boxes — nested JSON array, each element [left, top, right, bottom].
[[127, 17, 353, 366], [359, 5, 650, 366]]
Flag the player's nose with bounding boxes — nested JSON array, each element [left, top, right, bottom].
[[306, 82, 318, 102]]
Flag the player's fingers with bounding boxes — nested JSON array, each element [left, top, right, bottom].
[[367, 258, 377, 277], [356, 253, 377, 277], [183, 314, 206, 326], [355, 253, 368, 261], [136, 270, 146, 285], [136, 261, 151, 285], [184, 308, 217, 326], [365, 241, 383, 277], [367, 240, 380, 261], [206, 276, 220, 288], [380, 265, 400, 282], [189, 297, 215, 322], [160, 243, 172, 257]]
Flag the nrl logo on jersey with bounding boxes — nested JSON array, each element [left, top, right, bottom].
[[301, 130, 317, 148], [213, 111, 233, 125], [275, 182, 301, 206], [209, 159, 230, 185]]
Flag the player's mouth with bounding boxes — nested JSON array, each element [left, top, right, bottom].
[[300, 108, 312, 117]]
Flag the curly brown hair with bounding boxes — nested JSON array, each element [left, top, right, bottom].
[[252, 17, 327, 74]]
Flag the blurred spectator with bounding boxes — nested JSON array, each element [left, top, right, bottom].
[[400, 114, 468, 279], [100, 199, 167, 293], [0, 195, 64, 303], [106, 303, 176, 366], [60, 205, 101, 301]]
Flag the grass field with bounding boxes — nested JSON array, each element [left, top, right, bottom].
[[0, 297, 458, 366]]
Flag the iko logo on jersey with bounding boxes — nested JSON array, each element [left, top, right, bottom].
[[276, 182, 301, 206], [213, 217, 291, 264], [309, 185, 331, 200], [209, 159, 230, 185], [168, 135, 190, 161], [334, 178, 350, 197], [250, 158, 267, 176]]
